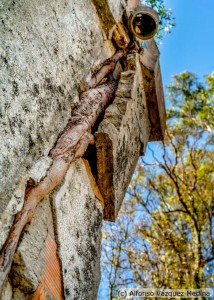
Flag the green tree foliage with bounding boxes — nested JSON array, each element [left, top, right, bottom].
[[99, 72, 214, 298]]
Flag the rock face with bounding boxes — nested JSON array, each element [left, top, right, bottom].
[[0, 0, 111, 214], [51, 160, 103, 299], [11, 197, 61, 296], [0, 0, 165, 299]]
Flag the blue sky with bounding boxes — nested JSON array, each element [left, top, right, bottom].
[[160, 0, 214, 85], [99, 2, 214, 297], [147, 0, 214, 159]]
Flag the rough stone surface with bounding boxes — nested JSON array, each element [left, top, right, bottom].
[[107, 0, 123, 22], [11, 289, 25, 300], [0, 0, 113, 216], [91, 0, 121, 38], [11, 197, 53, 293], [9, 195, 63, 299], [0, 176, 27, 249], [0, 0, 165, 298], [0, 155, 53, 253], [28, 156, 53, 184], [95, 54, 151, 220], [0, 281, 12, 300], [31, 233, 62, 299], [51, 159, 103, 300]]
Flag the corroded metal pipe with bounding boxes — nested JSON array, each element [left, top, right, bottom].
[[128, 4, 159, 40]]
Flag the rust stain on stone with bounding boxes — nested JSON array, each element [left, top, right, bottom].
[[32, 232, 62, 299], [32, 284, 47, 300], [92, 0, 116, 35]]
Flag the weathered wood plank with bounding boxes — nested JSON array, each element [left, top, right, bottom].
[[140, 57, 166, 141], [95, 54, 151, 220], [138, 38, 166, 141], [140, 38, 160, 71]]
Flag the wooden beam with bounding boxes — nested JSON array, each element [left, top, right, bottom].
[[140, 39, 166, 141], [139, 38, 160, 71]]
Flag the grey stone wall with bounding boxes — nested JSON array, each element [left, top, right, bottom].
[[0, 0, 122, 298], [52, 159, 103, 299], [0, 0, 113, 214], [0, 0, 165, 298]]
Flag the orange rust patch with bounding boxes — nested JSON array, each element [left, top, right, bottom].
[[32, 224, 62, 299], [32, 284, 46, 300]]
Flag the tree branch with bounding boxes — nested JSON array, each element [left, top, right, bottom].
[[0, 51, 124, 292], [89, 51, 123, 88]]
